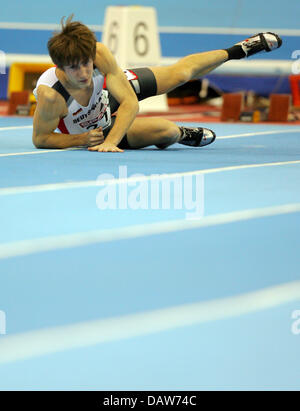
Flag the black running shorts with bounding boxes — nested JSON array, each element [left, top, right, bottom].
[[104, 67, 158, 148]]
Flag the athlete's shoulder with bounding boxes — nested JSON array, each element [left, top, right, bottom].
[[94, 42, 117, 74], [33, 66, 61, 101], [35, 66, 57, 88], [35, 84, 67, 121], [36, 84, 61, 104], [95, 42, 109, 56]]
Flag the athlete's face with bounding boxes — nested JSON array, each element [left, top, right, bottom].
[[63, 59, 94, 88]]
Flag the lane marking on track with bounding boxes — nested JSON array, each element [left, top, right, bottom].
[[0, 203, 299, 260], [0, 127, 300, 157], [0, 159, 300, 196], [0, 279, 299, 364]]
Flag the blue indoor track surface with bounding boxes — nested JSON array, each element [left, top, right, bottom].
[[0, 117, 300, 390]]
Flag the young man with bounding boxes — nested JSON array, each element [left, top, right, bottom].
[[33, 16, 282, 153]]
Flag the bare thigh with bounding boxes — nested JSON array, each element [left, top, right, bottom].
[[150, 50, 228, 95]]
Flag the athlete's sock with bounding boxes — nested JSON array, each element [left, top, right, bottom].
[[224, 45, 246, 60]]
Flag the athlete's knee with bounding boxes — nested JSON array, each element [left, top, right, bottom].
[[163, 121, 180, 139], [167, 123, 181, 140], [156, 122, 181, 148]]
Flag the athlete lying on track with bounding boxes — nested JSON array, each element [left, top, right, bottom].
[[33, 16, 282, 152]]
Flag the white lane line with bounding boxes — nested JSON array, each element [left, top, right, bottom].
[[0, 203, 299, 260], [0, 150, 65, 157], [218, 128, 300, 139], [0, 147, 82, 157], [0, 125, 33, 132], [1, 159, 300, 196], [0, 279, 299, 364], [0, 128, 300, 157], [0, 125, 80, 156]]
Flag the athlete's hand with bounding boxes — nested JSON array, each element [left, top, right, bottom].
[[88, 141, 124, 153], [85, 127, 105, 147]]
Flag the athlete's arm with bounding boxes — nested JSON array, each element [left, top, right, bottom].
[[93, 42, 139, 149], [32, 85, 104, 149]]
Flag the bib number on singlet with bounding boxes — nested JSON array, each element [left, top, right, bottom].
[[85, 111, 110, 130], [86, 124, 99, 130], [78, 90, 111, 131]]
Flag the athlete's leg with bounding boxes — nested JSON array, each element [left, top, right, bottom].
[[126, 117, 181, 149], [150, 50, 228, 95], [124, 117, 216, 149], [118, 32, 282, 150], [150, 32, 282, 95]]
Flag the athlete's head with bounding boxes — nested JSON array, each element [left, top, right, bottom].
[[48, 15, 96, 86]]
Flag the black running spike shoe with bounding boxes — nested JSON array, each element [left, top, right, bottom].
[[236, 32, 282, 57], [179, 126, 216, 147]]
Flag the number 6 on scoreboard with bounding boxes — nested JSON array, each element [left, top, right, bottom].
[[134, 23, 149, 57]]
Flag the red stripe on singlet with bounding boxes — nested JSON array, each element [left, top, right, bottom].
[[58, 118, 69, 134], [103, 70, 137, 89]]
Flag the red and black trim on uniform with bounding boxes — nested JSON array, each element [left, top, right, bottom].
[[52, 67, 158, 148], [107, 67, 158, 114], [51, 81, 73, 134], [103, 67, 158, 149]]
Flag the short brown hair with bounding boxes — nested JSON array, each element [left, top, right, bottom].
[[47, 15, 97, 69]]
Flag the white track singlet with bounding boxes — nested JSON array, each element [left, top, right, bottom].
[[33, 67, 111, 134]]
